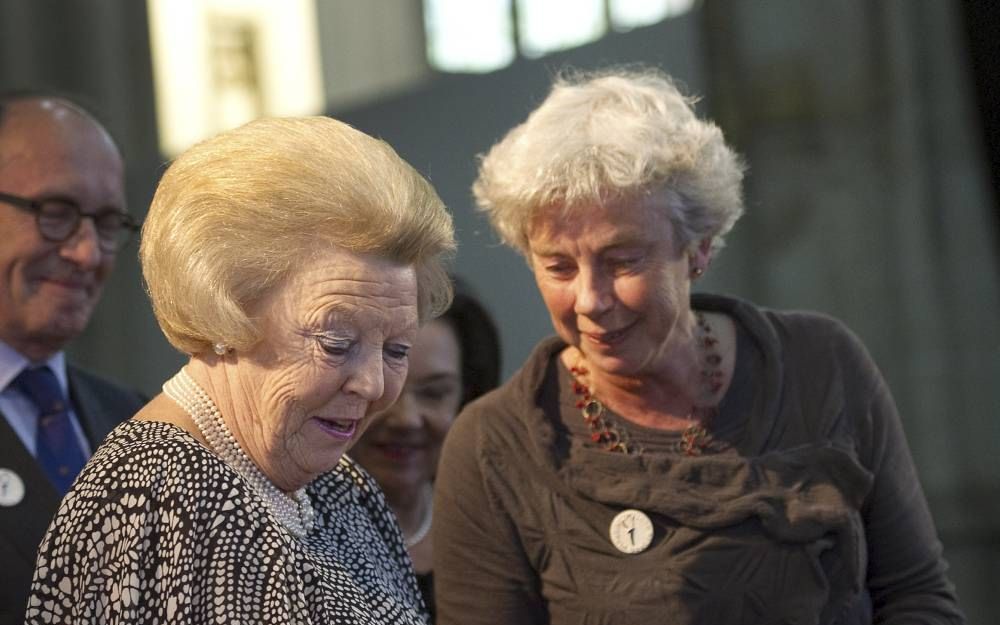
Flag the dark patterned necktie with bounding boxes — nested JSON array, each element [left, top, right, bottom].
[[11, 366, 86, 494]]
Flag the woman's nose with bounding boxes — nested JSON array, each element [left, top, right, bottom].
[[344, 351, 385, 402], [573, 270, 614, 317]]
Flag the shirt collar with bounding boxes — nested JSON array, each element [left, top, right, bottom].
[[0, 339, 70, 397]]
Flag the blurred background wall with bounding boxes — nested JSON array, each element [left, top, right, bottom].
[[0, 1, 996, 620]]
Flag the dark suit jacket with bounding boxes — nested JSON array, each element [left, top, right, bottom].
[[0, 365, 145, 625]]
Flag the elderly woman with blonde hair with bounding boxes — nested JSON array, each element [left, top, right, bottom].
[[433, 68, 965, 624], [26, 116, 453, 623]]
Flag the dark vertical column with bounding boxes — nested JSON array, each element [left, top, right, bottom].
[[958, 0, 1000, 267], [0, 0, 181, 395]]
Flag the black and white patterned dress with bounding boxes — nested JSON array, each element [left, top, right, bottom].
[[25, 420, 428, 624]]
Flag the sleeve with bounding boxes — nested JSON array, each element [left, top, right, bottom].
[[855, 357, 966, 624], [432, 405, 547, 625]]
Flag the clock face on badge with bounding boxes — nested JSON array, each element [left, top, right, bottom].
[[609, 509, 654, 554], [0, 468, 25, 507]]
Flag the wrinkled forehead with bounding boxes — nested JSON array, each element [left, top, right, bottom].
[[265, 248, 420, 331]]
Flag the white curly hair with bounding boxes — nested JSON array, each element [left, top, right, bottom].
[[472, 67, 746, 257]]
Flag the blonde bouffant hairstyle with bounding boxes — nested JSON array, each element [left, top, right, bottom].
[[141, 116, 455, 356], [472, 67, 746, 256]]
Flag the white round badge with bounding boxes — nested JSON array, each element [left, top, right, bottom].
[[0, 468, 26, 507], [609, 508, 654, 554]]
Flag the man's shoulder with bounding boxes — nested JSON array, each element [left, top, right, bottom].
[[66, 364, 147, 405], [66, 364, 147, 439]]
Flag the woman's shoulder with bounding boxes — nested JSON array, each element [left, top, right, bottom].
[[762, 307, 878, 373], [452, 378, 531, 445], [94, 419, 218, 467], [442, 337, 565, 474], [764, 306, 856, 339], [732, 301, 890, 442], [699, 293, 858, 348], [700, 293, 886, 412], [701, 293, 875, 370], [41, 421, 264, 572], [91, 418, 196, 464], [78, 419, 246, 508]]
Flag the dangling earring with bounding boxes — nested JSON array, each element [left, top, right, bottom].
[[213, 342, 229, 356]]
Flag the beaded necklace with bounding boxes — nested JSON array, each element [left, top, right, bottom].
[[163, 368, 316, 538], [569, 312, 727, 457]]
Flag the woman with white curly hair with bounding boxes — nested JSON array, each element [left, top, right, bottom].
[[433, 68, 964, 624]]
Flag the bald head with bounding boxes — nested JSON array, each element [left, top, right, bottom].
[[0, 93, 113, 134], [0, 95, 127, 361], [0, 96, 121, 164]]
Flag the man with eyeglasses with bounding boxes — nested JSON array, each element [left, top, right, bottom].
[[0, 94, 146, 625]]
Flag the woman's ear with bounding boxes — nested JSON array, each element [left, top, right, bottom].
[[688, 238, 713, 279]]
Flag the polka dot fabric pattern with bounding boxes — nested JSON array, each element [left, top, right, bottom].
[[25, 420, 428, 624]]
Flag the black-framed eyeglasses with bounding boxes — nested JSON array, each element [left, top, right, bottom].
[[0, 191, 139, 253]]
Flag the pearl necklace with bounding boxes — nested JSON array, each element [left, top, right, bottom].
[[404, 484, 433, 548], [163, 368, 315, 538]]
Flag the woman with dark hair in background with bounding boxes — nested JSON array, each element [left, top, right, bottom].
[[352, 279, 501, 621]]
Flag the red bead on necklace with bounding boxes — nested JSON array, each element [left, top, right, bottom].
[[570, 364, 642, 454], [569, 312, 727, 457]]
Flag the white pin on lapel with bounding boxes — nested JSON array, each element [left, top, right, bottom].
[[0, 468, 26, 507]]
